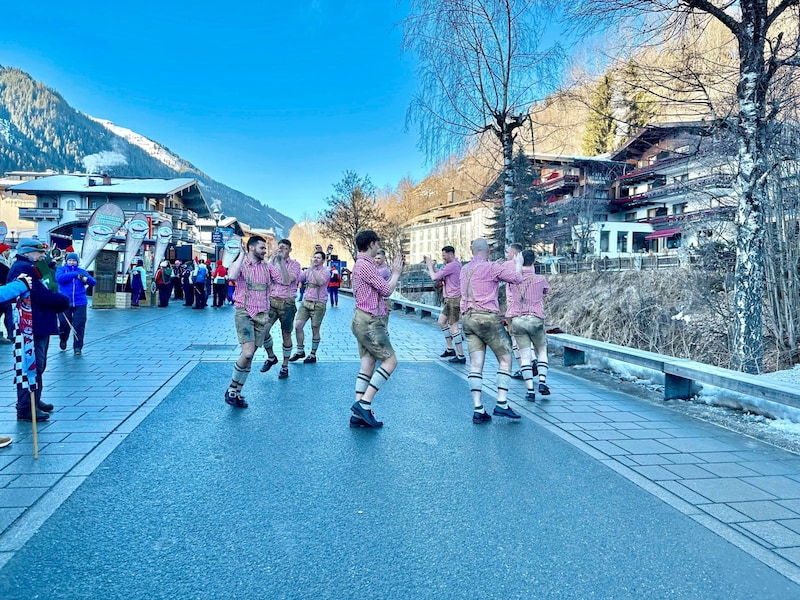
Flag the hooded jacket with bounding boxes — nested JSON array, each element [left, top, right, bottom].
[[56, 255, 97, 307]]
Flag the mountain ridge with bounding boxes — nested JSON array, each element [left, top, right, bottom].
[[0, 66, 294, 236]]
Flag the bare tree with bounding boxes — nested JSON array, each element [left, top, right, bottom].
[[318, 171, 387, 263], [402, 0, 565, 244], [569, 1, 800, 373]]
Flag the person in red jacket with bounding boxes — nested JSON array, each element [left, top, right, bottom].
[[211, 260, 228, 307], [327, 266, 340, 307]]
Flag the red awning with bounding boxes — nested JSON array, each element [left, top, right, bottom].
[[645, 227, 681, 240]]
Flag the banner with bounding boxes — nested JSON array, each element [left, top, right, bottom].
[[151, 222, 173, 276], [123, 213, 148, 274], [13, 295, 36, 391], [221, 235, 242, 268], [80, 204, 126, 270], [0, 221, 7, 243]]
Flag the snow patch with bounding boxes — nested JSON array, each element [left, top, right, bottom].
[[89, 116, 184, 172]]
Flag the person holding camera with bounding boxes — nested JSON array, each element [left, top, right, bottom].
[[56, 252, 96, 356]]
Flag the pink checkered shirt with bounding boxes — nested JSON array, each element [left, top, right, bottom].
[[506, 269, 549, 319], [270, 257, 301, 299], [431, 259, 461, 298], [459, 256, 521, 314], [353, 253, 391, 316], [232, 258, 283, 317], [300, 265, 331, 303]]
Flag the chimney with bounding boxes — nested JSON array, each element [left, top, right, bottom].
[[448, 188, 455, 204], [102, 173, 111, 185]]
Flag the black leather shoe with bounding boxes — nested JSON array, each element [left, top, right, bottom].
[[59, 339, 67, 351], [260, 357, 279, 373], [440, 349, 456, 358], [37, 400, 54, 412], [288, 351, 306, 362], [17, 409, 50, 422]]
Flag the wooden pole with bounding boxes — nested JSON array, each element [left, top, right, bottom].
[[30, 388, 38, 459]]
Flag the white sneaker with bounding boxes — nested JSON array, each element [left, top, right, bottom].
[[0, 436, 12, 449]]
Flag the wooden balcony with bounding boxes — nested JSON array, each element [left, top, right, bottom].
[[18, 207, 62, 221]]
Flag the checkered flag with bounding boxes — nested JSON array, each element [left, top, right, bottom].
[[13, 295, 37, 391]]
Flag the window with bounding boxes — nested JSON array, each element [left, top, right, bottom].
[[617, 232, 628, 253], [624, 212, 637, 222], [673, 203, 688, 215], [66, 199, 76, 211]]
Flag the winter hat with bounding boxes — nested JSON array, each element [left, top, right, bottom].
[[66, 252, 79, 262], [0, 243, 10, 254], [17, 238, 48, 255], [216, 260, 222, 266], [137, 259, 144, 266], [174, 260, 181, 266]]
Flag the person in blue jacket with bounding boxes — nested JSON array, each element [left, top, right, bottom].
[[56, 252, 96, 356], [7, 238, 70, 422]]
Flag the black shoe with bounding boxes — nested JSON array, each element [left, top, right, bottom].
[[449, 356, 466, 364], [538, 383, 551, 396], [351, 402, 383, 428], [349, 415, 372, 428], [511, 370, 524, 380], [17, 409, 50, 422], [472, 411, 492, 424], [37, 400, 54, 412], [74, 350, 81, 356], [260, 357, 278, 373], [493, 405, 521, 419], [278, 366, 289, 379], [288, 351, 306, 362], [303, 355, 317, 364], [440, 349, 456, 358], [59, 339, 67, 351], [525, 391, 536, 402], [224, 390, 248, 408]]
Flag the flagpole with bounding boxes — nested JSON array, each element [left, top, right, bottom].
[[30, 389, 38, 459]]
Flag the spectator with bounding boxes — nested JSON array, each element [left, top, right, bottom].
[[192, 259, 208, 309], [130, 259, 147, 308], [211, 260, 228, 307], [56, 252, 96, 356], [155, 260, 173, 307], [171, 260, 183, 301], [328, 266, 340, 307], [0, 243, 13, 343], [8, 238, 70, 421], [181, 261, 194, 306]]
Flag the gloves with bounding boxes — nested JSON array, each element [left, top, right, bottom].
[[16, 273, 33, 291]]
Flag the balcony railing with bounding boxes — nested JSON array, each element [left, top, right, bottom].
[[18, 208, 63, 221], [165, 208, 198, 224], [613, 173, 732, 206]]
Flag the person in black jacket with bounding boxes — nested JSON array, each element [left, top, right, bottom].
[[8, 238, 70, 422]]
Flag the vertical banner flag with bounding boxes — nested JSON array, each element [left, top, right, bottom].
[[80, 204, 126, 269], [221, 235, 242, 268], [123, 213, 149, 274], [151, 221, 173, 276], [13, 295, 36, 391], [0, 221, 7, 243]]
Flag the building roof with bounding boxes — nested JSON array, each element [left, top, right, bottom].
[[610, 120, 715, 162], [7, 174, 212, 217]]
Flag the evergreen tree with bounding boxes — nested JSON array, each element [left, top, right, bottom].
[[490, 152, 540, 252], [581, 73, 616, 156]]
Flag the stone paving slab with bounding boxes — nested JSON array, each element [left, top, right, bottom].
[[0, 295, 800, 591]]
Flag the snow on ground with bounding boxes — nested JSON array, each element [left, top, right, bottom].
[[565, 356, 800, 456]]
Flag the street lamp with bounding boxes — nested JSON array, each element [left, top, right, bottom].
[[213, 212, 225, 261]]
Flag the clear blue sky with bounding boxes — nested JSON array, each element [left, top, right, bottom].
[[1, 1, 426, 223]]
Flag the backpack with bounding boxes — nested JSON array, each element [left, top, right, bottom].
[[331, 272, 340, 283], [195, 266, 207, 283]]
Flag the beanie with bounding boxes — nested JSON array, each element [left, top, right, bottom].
[[0, 243, 10, 254], [16, 238, 48, 255], [66, 252, 79, 263]]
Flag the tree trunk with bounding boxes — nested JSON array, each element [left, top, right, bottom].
[[730, 26, 768, 374], [502, 127, 515, 245]]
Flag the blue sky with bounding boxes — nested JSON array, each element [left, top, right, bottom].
[[1, 1, 425, 222]]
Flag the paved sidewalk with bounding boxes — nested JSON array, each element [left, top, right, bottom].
[[0, 295, 800, 595]]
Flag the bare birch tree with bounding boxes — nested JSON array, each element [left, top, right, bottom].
[[402, 0, 565, 244], [568, 1, 800, 373]]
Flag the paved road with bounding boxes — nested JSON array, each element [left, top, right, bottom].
[[1, 295, 800, 597]]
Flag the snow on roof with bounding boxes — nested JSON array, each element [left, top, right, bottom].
[[7, 174, 199, 196]]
